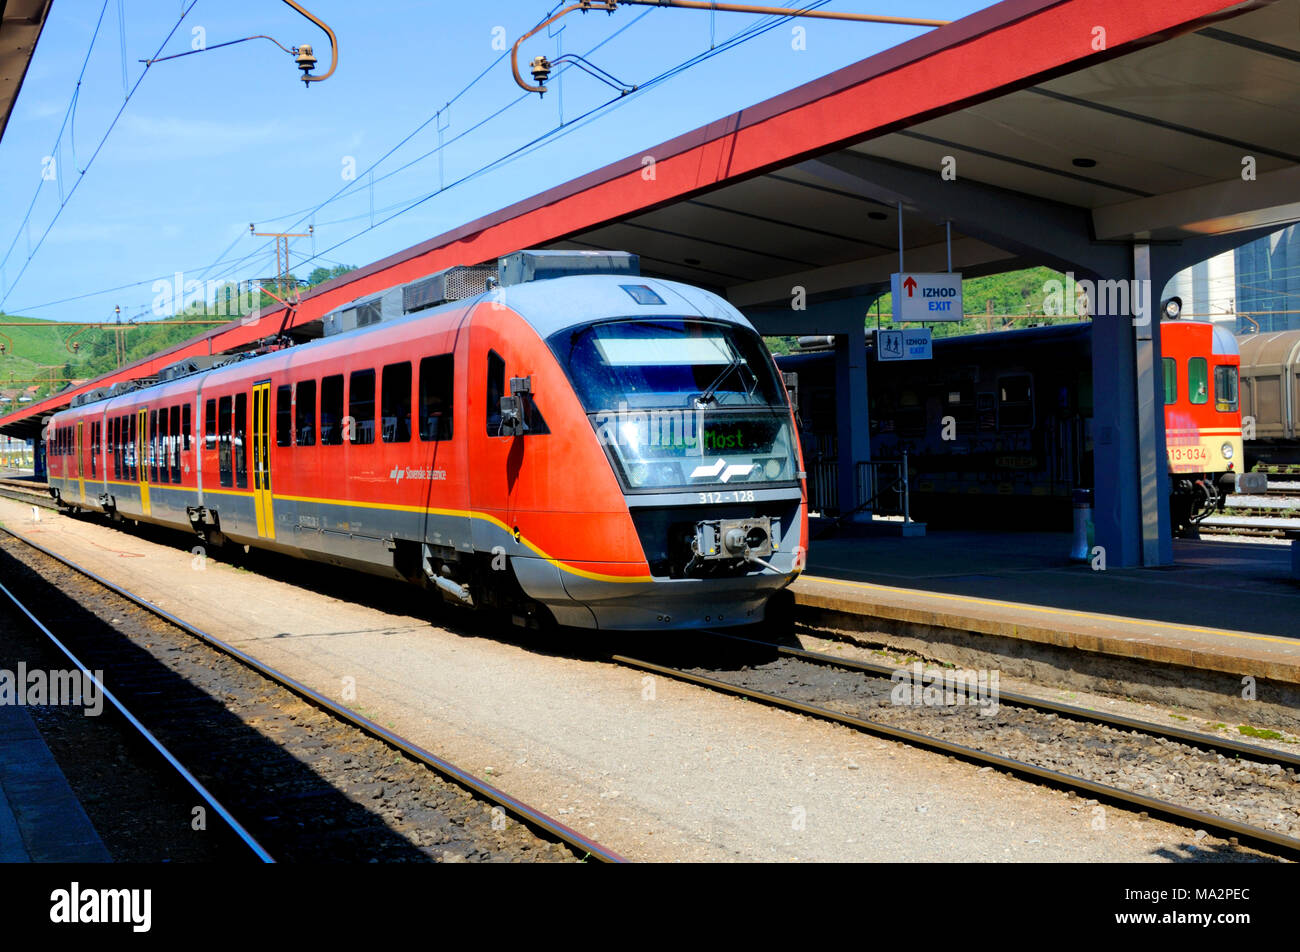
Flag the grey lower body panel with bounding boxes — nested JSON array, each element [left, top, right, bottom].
[[511, 540, 801, 630]]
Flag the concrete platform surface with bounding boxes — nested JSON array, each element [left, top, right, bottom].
[[0, 703, 110, 862], [796, 531, 1300, 684]]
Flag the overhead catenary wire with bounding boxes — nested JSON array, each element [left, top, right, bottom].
[[0, 1, 203, 311], [13, 0, 848, 317], [209, 0, 832, 290]]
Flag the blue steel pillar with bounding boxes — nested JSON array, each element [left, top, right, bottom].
[[834, 321, 872, 520], [1089, 244, 1172, 568]]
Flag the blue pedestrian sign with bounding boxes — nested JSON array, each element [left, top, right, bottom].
[[877, 327, 933, 361]]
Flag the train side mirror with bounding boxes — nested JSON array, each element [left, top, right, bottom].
[[499, 396, 524, 436], [498, 376, 533, 437]]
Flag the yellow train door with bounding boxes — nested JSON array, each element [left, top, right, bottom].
[[251, 382, 275, 539], [136, 407, 151, 516]]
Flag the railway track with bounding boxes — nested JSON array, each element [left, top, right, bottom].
[[0, 576, 274, 863], [611, 630, 1300, 860], [1201, 468, 1300, 541], [0, 476, 55, 511], [0, 525, 625, 864]]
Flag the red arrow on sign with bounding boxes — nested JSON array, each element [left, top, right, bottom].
[[903, 276, 917, 297]]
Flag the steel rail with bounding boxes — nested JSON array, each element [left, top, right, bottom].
[[610, 653, 1300, 859], [0, 525, 627, 864], [0, 577, 275, 863], [705, 629, 1300, 769]]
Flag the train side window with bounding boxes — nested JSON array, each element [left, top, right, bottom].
[[275, 385, 293, 447], [205, 399, 217, 450], [1188, 357, 1208, 405], [486, 350, 505, 436], [1214, 365, 1238, 412], [218, 396, 232, 487], [170, 406, 182, 482], [382, 362, 412, 443], [156, 413, 165, 484], [183, 403, 192, 452], [419, 355, 454, 441], [127, 415, 137, 481], [90, 422, 98, 478], [1162, 358, 1177, 405], [111, 419, 119, 479], [349, 369, 376, 445], [234, 392, 248, 488], [997, 375, 1034, 430], [321, 374, 344, 445], [943, 382, 976, 428], [163, 408, 171, 481], [296, 380, 317, 446], [485, 350, 549, 436], [150, 410, 160, 483]]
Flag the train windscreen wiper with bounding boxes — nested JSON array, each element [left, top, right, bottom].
[[695, 355, 751, 407]]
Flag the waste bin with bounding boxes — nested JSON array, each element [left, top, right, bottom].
[[1070, 488, 1093, 562]]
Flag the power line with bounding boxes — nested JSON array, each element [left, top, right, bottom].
[[203, 0, 815, 290], [10, 0, 847, 317], [0, 1, 113, 290], [0, 1, 203, 311]]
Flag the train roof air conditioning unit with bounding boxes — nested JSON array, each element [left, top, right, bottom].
[[323, 286, 404, 338], [403, 265, 498, 314], [498, 250, 639, 287]]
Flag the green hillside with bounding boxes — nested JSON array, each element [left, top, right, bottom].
[[0, 264, 355, 404]]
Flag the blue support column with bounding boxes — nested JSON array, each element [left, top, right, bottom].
[[1088, 246, 1172, 568], [834, 321, 872, 521]]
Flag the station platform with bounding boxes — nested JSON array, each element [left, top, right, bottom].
[[0, 703, 110, 862], [792, 531, 1300, 688]]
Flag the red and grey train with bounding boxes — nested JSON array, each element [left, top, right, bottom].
[[45, 251, 808, 630]]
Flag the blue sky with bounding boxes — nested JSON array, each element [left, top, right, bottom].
[[0, 0, 985, 323]]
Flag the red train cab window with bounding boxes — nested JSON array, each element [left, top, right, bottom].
[[485, 350, 506, 436], [484, 350, 548, 436], [1162, 358, 1177, 405], [1214, 365, 1238, 412], [1188, 357, 1208, 405]]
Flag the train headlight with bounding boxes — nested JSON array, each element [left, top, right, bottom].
[[763, 458, 783, 479], [627, 463, 649, 487], [1221, 442, 1234, 460]]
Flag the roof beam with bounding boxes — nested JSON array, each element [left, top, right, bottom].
[[1093, 164, 1300, 240]]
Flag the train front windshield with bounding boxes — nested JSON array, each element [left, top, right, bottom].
[[550, 319, 799, 491]]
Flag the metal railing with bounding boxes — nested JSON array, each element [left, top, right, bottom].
[[856, 454, 912, 523], [807, 452, 916, 530]]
